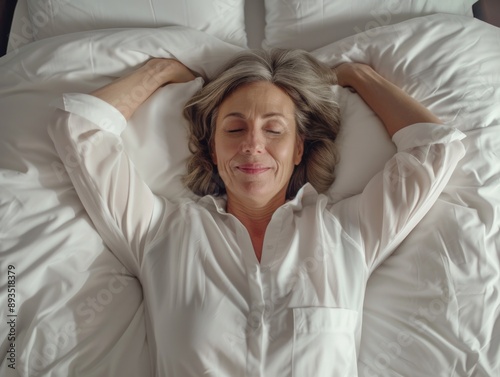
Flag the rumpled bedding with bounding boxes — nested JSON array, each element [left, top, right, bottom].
[[0, 14, 499, 376]]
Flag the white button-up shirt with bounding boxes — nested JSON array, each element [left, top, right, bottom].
[[48, 93, 465, 377]]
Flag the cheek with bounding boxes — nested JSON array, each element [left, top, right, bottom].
[[213, 139, 235, 166], [268, 145, 296, 172]]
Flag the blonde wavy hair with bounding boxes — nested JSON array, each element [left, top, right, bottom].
[[182, 49, 341, 199]]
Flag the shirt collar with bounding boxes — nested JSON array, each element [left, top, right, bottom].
[[197, 183, 319, 215]]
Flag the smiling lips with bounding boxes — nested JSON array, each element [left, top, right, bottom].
[[236, 164, 271, 174]]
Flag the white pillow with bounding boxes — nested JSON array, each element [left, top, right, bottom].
[[26, 0, 247, 47], [263, 0, 476, 50], [124, 75, 396, 205], [124, 74, 401, 206], [122, 79, 204, 202], [327, 86, 395, 203], [314, 13, 500, 201]]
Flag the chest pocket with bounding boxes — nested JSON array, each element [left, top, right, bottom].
[[292, 307, 358, 377]]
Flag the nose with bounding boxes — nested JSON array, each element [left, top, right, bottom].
[[241, 129, 264, 154]]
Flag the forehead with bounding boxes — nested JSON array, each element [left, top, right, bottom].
[[218, 81, 295, 117]]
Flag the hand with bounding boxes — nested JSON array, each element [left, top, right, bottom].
[[91, 58, 198, 120], [331, 63, 351, 88], [332, 62, 372, 90], [331, 61, 442, 136], [144, 58, 197, 86]]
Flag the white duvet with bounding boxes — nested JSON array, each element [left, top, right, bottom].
[[0, 14, 499, 376]]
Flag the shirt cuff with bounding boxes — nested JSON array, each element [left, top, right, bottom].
[[57, 93, 127, 135], [392, 123, 466, 152]]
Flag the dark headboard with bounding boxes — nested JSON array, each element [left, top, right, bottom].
[[0, 0, 17, 56], [0, 1, 499, 57]]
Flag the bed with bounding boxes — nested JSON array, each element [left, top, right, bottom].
[[0, 0, 499, 376]]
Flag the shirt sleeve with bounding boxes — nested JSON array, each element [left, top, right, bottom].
[[330, 123, 466, 274], [48, 93, 167, 274]]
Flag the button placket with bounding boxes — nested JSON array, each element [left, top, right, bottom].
[[261, 208, 287, 267], [245, 264, 265, 376]]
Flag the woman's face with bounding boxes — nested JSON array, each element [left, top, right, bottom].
[[212, 81, 304, 205]]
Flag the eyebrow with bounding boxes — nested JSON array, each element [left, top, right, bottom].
[[223, 112, 287, 120]]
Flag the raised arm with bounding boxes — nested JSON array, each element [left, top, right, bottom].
[[91, 58, 196, 119], [330, 63, 466, 272], [48, 59, 196, 273], [334, 62, 442, 137]]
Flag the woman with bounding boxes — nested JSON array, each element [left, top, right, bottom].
[[49, 49, 465, 376]]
